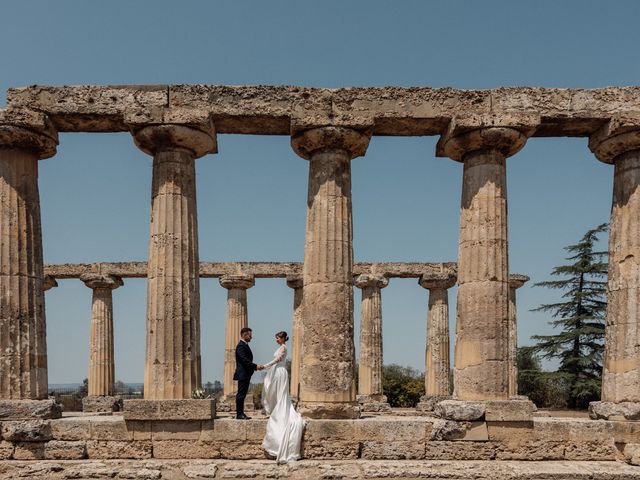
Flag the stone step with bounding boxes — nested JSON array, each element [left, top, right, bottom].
[[0, 459, 639, 480]]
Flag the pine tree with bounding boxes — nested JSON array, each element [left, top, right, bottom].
[[530, 224, 608, 408]]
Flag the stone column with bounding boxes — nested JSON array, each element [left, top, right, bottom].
[[416, 273, 457, 412], [80, 273, 123, 413], [355, 274, 390, 412], [132, 123, 215, 400], [292, 126, 371, 419], [437, 121, 531, 401], [508, 274, 529, 398], [219, 274, 255, 411], [0, 110, 61, 419], [286, 275, 303, 401], [588, 121, 640, 419]]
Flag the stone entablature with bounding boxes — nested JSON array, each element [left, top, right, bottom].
[[5, 85, 640, 137]]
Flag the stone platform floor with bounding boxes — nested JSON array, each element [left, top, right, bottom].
[[0, 459, 638, 479]]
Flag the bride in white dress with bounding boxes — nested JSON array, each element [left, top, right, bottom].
[[259, 331, 305, 463]]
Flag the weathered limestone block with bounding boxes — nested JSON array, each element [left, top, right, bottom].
[[355, 274, 390, 411], [360, 441, 425, 460], [44, 440, 87, 460], [435, 399, 485, 421], [220, 274, 255, 399], [0, 440, 14, 460], [133, 123, 216, 400], [0, 111, 58, 404], [430, 419, 468, 440], [356, 418, 430, 443], [485, 399, 535, 422], [292, 126, 371, 419], [216, 393, 255, 412], [589, 400, 640, 421], [86, 440, 152, 459], [424, 441, 498, 460], [532, 417, 616, 443], [152, 440, 220, 459], [608, 419, 640, 444], [12, 441, 45, 460], [417, 395, 451, 413], [123, 399, 215, 421], [1, 420, 51, 442], [151, 420, 201, 441], [50, 418, 91, 440], [624, 443, 640, 465], [82, 395, 122, 413], [564, 441, 618, 461], [89, 417, 131, 441], [218, 441, 264, 460], [302, 440, 360, 460], [439, 120, 532, 401]]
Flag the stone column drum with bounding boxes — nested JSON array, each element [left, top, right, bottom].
[[508, 274, 529, 398], [438, 125, 529, 401], [291, 126, 371, 419], [355, 274, 391, 412], [417, 273, 457, 411], [589, 122, 640, 417], [287, 275, 303, 401], [80, 273, 124, 413], [219, 274, 255, 411], [132, 124, 215, 400], [0, 111, 61, 418]]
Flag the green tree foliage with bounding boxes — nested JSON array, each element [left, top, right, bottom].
[[382, 364, 425, 407], [517, 347, 571, 408], [529, 224, 608, 408]]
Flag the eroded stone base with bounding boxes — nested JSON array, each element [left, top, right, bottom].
[[216, 394, 255, 413], [0, 459, 639, 480], [589, 401, 640, 421], [297, 401, 360, 419], [83, 396, 122, 413], [435, 399, 535, 422], [416, 395, 451, 413], [0, 400, 62, 420], [357, 395, 391, 413], [123, 399, 215, 420]]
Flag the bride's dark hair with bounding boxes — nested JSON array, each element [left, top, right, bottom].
[[275, 331, 289, 342]]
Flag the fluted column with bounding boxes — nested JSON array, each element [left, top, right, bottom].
[[292, 126, 371, 419], [589, 121, 640, 406], [220, 274, 255, 400], [507, 274, 529, 398], [132, 123, 216, 400], [420, 274, 457, 405], [355, 274, 390, 412], [286, 275, 303, 400], [0, 111, 58, 407], [437, 120, 531, 401]]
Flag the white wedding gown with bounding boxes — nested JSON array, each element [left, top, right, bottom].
[[261, 344, 305, 463]]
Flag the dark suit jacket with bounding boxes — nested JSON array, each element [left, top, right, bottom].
[[233, 341, 257, 381]]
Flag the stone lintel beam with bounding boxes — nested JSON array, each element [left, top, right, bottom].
[[10, 84, 640, 137], [44, 261, 458, 279], [589, 114, 640, 164]]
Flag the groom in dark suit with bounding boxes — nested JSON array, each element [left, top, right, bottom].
[[234, 327, 262, 419]]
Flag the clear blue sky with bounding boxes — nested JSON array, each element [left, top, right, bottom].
[[1, 0, 636, 384]]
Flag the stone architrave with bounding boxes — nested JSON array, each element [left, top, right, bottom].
[[80, 273, 124, 413], [416, 272, 457, 412], [507, 274, 529, 398], [437, 117, 534, 401], [354, 274, 391, 412], [589, 118, 640, 408], [219, 274, 255, 412], [292, 126, 371, 419], [286, 275, 303, 401], [0, 109, 61, 418], [131, 122, 216, 400]]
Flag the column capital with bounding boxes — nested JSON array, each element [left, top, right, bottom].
[[589, 115, 640, 164], [436, 114, 538, 162], [80, 273, 124, 290], [0, 109, 58, 159], [291, 126, 371, 161], [130, 117, 217, 158], [286, 275, 303, 289], [219, 274, 255, 290], [43, 275, 58, 291], [354, 274, 389, 289], [419, 272, 457, 290], [508, 273, 530, 290]]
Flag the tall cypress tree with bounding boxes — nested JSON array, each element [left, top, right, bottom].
[[530, 224, 608, 408]]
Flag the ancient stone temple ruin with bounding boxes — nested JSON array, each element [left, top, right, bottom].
[[0, 85, 639, 478]]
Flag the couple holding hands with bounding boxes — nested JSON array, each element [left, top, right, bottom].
[[233, 327, 305, 463]]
